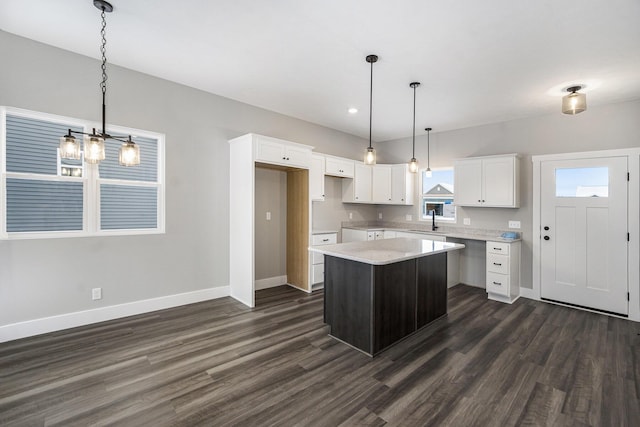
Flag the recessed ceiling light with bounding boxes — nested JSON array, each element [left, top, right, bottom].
[[348, 107, 358, 114]]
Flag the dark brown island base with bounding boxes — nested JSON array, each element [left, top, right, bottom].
[[309, 238, 465, 356]]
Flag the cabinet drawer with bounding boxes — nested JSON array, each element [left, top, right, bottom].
[[487, 272, 509, 296], [487, 241, 510, 255], [487, 253, 509, 274], [312, 233, 337, 245], [312, 263, 324, 284]]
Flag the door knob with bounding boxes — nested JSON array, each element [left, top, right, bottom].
[[544, 226, 550, 231], [544, 236, 550, 240]]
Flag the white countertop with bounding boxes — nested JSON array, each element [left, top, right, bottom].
[[341, 226, 520, 243], [309, 237, 465, 266]]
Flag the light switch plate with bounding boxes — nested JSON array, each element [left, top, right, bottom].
[[508, 220, 521, 229], [378, 212, 383, 220], [405, 214, 412, 221], [463, 218, 471, 225], [92, 288, 102, 300], [266, 212, 271, 221], [349, 212, 353, 220]]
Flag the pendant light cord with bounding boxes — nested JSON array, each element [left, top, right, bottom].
[[368, 59, 373, 150], [412, 86, 416, 157], [100, 7, 108, 136], [427, 128, 431, 169]]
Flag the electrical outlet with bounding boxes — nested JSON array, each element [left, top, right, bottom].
[[92, 287, 102, 300], [349, 212, 353, 220], [266, 211, 271, 221], [378, 212, 383, 220], [508, 220, 521, 229], [405, 214, 413, 221], [463, 218, 471, 225]]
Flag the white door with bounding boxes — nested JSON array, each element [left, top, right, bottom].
[[540, 156, 628, 315]]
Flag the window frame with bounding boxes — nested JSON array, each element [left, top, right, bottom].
[[418, 166, 457, 222], [0, 106, 165, 240]]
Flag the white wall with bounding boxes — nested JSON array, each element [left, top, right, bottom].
[[376, 99, 640, 289], [0, 31, 367, 332]]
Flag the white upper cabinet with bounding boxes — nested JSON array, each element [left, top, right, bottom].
[[325, 155, 355, 178], [342, 163, 372, 203], [310, 154, 325, 201], [454, 154, 520, 208], [391, 164, 414, 205], [254, 135, 313, 169], [343, 163, 413, 205], [372, 165, 392, 203]]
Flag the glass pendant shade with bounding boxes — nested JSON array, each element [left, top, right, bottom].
[[119, 140, 140, 166], [364, 147, 376, 165], [409, 158, 419, 173], [562, 90, 586, 115], [59, 135, 81, 160], [425, 167, 432, 178], [84, 134, 106, 164]]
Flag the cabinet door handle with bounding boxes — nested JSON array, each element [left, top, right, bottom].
[[492, 281, 502, 286], [493, 262, 502, 266], [478, 199, 481, 202], [493, 247, 502, 251], [322, 239, 329, 242]]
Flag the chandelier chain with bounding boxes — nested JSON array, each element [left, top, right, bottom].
[[100, 8, 108, 96]]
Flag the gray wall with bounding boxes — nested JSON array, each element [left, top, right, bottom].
[[0, 31, 367, 327], [254, 168, 287, 280], [312, 176, 377, 239], [375, 99, 640, 289]]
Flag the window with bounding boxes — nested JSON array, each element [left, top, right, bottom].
[[421, 168, 456, 221], [556, 167, 608, 197], [0, 107, 165, 239]]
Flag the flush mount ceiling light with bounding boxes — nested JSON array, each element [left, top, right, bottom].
[[348, 107, 358, 114], [408, 82, 420, 173], [59, 0, 140, 166], [364, 54, 378, 165], [424, 127, 433, 178], [562, 85, 587, 115]]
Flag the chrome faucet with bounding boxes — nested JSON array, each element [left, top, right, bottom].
[[431, 210, 438, 231]]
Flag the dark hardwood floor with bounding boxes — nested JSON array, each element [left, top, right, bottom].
[[1, 285, 639, 426]]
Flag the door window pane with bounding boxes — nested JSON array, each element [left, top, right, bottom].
[[556, 167, 608, 197]]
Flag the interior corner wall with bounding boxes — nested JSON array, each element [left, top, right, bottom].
[[375, 98, 640, 290], [254, 167, 287, 280], [0, 30, 367, 331]]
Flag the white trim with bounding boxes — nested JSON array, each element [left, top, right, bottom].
[[532, 148, 640, 321], [0, 286, 230, 343], [255, 275, 288, 290]]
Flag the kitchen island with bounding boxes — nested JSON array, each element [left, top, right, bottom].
[[309, 238, 465, 356]]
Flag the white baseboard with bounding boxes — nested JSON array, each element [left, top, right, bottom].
[[0, 286, 230, 343], [254, 275, 287, 290]]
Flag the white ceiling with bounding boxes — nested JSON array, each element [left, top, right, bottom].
[[1, 0, 639, 141]]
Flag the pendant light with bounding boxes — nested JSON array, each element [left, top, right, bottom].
[[59, 0, 140, 167], [364, 54, 378, 165], [425, 127, 433, 178], [562, 85, 586, 115], [408, 82, 420, 173]]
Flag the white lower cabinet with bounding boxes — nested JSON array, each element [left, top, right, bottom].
[[311, 232, 337, 286], [486, 240, 520, 303]]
